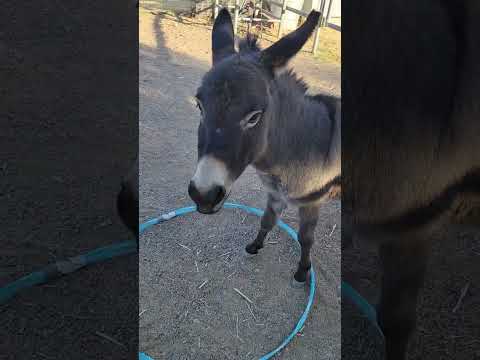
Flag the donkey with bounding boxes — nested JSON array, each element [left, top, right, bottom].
[[343, 1, 480, 359], [188, 9, 340, 284]]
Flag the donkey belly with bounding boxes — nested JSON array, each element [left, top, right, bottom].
[[257, 165, 340, 208]]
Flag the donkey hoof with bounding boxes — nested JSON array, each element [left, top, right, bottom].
[[245, 243, 261, 255], [244, 248, 258, 258], [293, 269, 309, 284]]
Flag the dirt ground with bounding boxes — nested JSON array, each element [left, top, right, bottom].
[[139, 6, 340, 360]]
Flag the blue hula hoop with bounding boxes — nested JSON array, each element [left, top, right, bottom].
[[0, 241, 137, 304], [0, 202, 383, 360], [139, 202, 316, 360]]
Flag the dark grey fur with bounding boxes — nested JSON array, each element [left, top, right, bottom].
[[189, 9, 340, 283]]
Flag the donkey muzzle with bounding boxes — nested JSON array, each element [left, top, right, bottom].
[[188, 180, 226, 214]]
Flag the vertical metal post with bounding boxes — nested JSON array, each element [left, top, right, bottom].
[[312, 1, 322, 54], [277, 0, 288, 38], [234, 0, 240, 34], [213, 0, 219, 19], [325, 0, 334, 26], [319, 0, 326, 25]]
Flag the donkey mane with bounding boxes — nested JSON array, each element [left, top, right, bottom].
[[279, 69, 309, 94], [238, 33, 316, 99], [237, 35, 305, 88], [238, 33, 261, 54]]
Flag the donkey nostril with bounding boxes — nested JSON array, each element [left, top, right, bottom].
[[211, 185, 226, 206], [188, 180, 200, 202], [189, 181, 225, 209]]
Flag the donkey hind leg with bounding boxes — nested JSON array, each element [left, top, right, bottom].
[[293, 205, 320, 283], [377, 236, 430, 360], [245, 193, 286, 255]]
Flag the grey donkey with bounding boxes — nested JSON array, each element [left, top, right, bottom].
[[344, 1, 480, 359], [188, 9, 340, 284]]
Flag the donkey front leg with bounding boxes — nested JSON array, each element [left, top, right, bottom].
[[294, 205, 320, 283], [377, 236, 430, 360], [246, 193, 286, 255]]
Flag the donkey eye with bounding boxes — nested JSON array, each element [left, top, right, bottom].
[[248, 112, 262, 124], [241, 110, 263, 129]]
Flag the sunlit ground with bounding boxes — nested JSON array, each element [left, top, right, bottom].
[[140, 7, 340, 67], [312, 27, 340, 65]]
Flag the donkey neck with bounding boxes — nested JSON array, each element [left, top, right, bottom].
[[255, 81, 337, 167], [252, 75, 340, 199]]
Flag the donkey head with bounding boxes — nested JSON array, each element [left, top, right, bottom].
[[188, 8, 320, 214]]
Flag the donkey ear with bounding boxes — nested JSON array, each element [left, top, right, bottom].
[[212, 8, 236, 65], [260, 10, 320, 70]]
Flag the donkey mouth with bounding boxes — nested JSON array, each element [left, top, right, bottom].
[[196, 190, 231, 214], [197, 207, 220, 215]]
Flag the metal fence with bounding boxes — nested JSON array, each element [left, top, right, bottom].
[[211, 0, 339, 54]]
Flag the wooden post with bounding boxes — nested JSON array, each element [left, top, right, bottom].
[[259, 0, 263, 39], [234, 0, 240, 35], [277, 0, 288, 38], [213, 0, 219, 19]]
